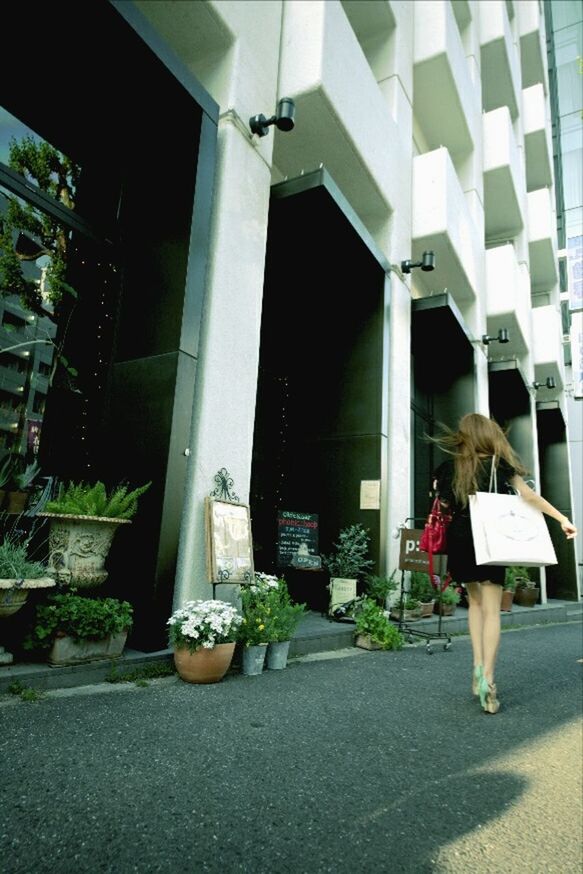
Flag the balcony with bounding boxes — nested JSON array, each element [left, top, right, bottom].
[[485, 244, 530, 357], [479, 0, 521, 119], [517, 0, 547, 91], [275, 0, 401, 229], [531, 305, 564, 395], [412, 148, 480, 304], [483, 107, 524, 241], [523, 84, 553, 192], [527, 188, 559, 294], [413, 0, 476, 158]]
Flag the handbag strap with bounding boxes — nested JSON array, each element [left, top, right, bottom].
[[488, 455, 498, 494]]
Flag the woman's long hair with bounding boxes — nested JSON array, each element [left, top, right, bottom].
[[430, 413, 527, 505]]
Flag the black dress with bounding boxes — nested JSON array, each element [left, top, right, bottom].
[[433, 456, 517, 585]]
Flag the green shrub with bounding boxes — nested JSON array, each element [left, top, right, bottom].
[[24, 592, 133, 650], [364, 571, 398, 607], [44, 480, 151, 519], [354, 597, 404, 651]]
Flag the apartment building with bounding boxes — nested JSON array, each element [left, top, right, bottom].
[[0, 0, 579, 650]]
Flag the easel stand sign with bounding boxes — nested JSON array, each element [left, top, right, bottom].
[[205, 497, 254, 586], [397, 526, 452, 655]]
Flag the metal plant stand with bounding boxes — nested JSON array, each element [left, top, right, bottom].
[[393, 520, 452, 655]]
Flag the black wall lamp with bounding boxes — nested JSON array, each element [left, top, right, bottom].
[[533, 376, 556, 390], [481, 328, 510, 345], [249, 98, 296, 137], [401, 250, 436, 273]]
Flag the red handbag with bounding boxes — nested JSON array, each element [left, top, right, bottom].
[[419, 496, 451, 555], [419, 496, 452, 591]]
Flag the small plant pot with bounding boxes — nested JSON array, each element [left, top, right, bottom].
[[355, 633, 383, 651], [513, 586, 540, 608], [433, 602, 456, 616], [419, 601, 435, 618], [266, 640, 291, 670], [501, 590, 514, 612], [242, 643, 268, 676]]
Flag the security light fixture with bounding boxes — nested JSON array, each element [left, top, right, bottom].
[[533, 376, 556, 390], [249, 98, 296, 137], [401, 250, 436, 274], [481, 328, 510, 345]]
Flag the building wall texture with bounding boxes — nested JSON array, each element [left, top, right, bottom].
[[133, 0, 581, 606]]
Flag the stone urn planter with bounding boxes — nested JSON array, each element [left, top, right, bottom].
[[37, 513, 131, 589], [0, 577, 56, 665], [0, 577, 56, 617]]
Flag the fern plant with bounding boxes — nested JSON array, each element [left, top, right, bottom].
[[44, 480, 151, 519]]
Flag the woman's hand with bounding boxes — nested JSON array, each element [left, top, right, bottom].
[[561, 517, 577, 540]]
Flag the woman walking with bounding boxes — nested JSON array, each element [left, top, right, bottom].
[[432, 413, 577, 714]]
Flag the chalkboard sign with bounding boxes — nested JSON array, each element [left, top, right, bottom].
[[277, 510, 319, 568]]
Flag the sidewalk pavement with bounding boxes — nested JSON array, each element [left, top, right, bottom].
[[1, 598, 581, 695]]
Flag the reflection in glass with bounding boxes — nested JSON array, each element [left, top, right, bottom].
[[0, 184, 61, 458]]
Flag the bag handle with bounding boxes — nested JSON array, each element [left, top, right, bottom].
[[488, 455, 498, 494]]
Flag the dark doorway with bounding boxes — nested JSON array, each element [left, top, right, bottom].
[[1, 1, 218, 649], [536, 403, 578, 600], [411, 293, 475, 521], [250, 170, 389, 609]]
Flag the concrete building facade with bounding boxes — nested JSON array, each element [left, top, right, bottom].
[[0, 0, 580, 650]]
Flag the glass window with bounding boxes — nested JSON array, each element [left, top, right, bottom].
[[551, 1, 583, 31], [554, 24, 583, 117]]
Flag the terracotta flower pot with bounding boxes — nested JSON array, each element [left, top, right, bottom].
[[174, 642, 236, 684], [501, 590, 514, 612]]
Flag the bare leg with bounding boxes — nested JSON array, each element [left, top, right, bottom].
[[465, 582, 483, 669], [481, 583, 503, 684]]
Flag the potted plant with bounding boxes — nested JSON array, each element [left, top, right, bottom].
[[238, 577, 274, 675], [502, 567, 521, 612], [354, 596, 404, 651], [364, 571, 398, 610], [167, 598, 242, 684], [512, 568, 540, 607], [433, 583, 461, 616], [390, 595, 422, 623], [0, 533, 55, 619], [321, 523, 374, 616], [259, 573, 306, 670], [37, 479, 151, 589], [409, 571, 435, 618], [24, 591, 133, 665]]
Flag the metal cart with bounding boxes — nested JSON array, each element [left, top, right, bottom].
[[393, 520, 452, 654]]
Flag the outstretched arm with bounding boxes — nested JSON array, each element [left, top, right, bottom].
[[510, 475, 577, 539]]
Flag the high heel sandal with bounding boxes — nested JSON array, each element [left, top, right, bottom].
[[472, 665, 484, 696], [483, 682, 500, 714]]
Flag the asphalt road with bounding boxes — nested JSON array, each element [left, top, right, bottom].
[[1, 622, 582, 874]]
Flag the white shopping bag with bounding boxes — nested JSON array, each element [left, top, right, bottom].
[[469, 491, 557, 567]]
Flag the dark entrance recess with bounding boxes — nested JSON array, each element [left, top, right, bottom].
[[250, 170, 389, 611], [488, 360, 535, 475], [411, 293, 475, 522], [536, 402, 578, 600], [1, 2, 218, 649]]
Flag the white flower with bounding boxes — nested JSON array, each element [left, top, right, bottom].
[[167, 598, 242, 651]]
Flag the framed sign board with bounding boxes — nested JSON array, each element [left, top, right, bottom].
[[276, 510, 319, 568], [398, 528, 447, 575], [205, 498, 254, 583]]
